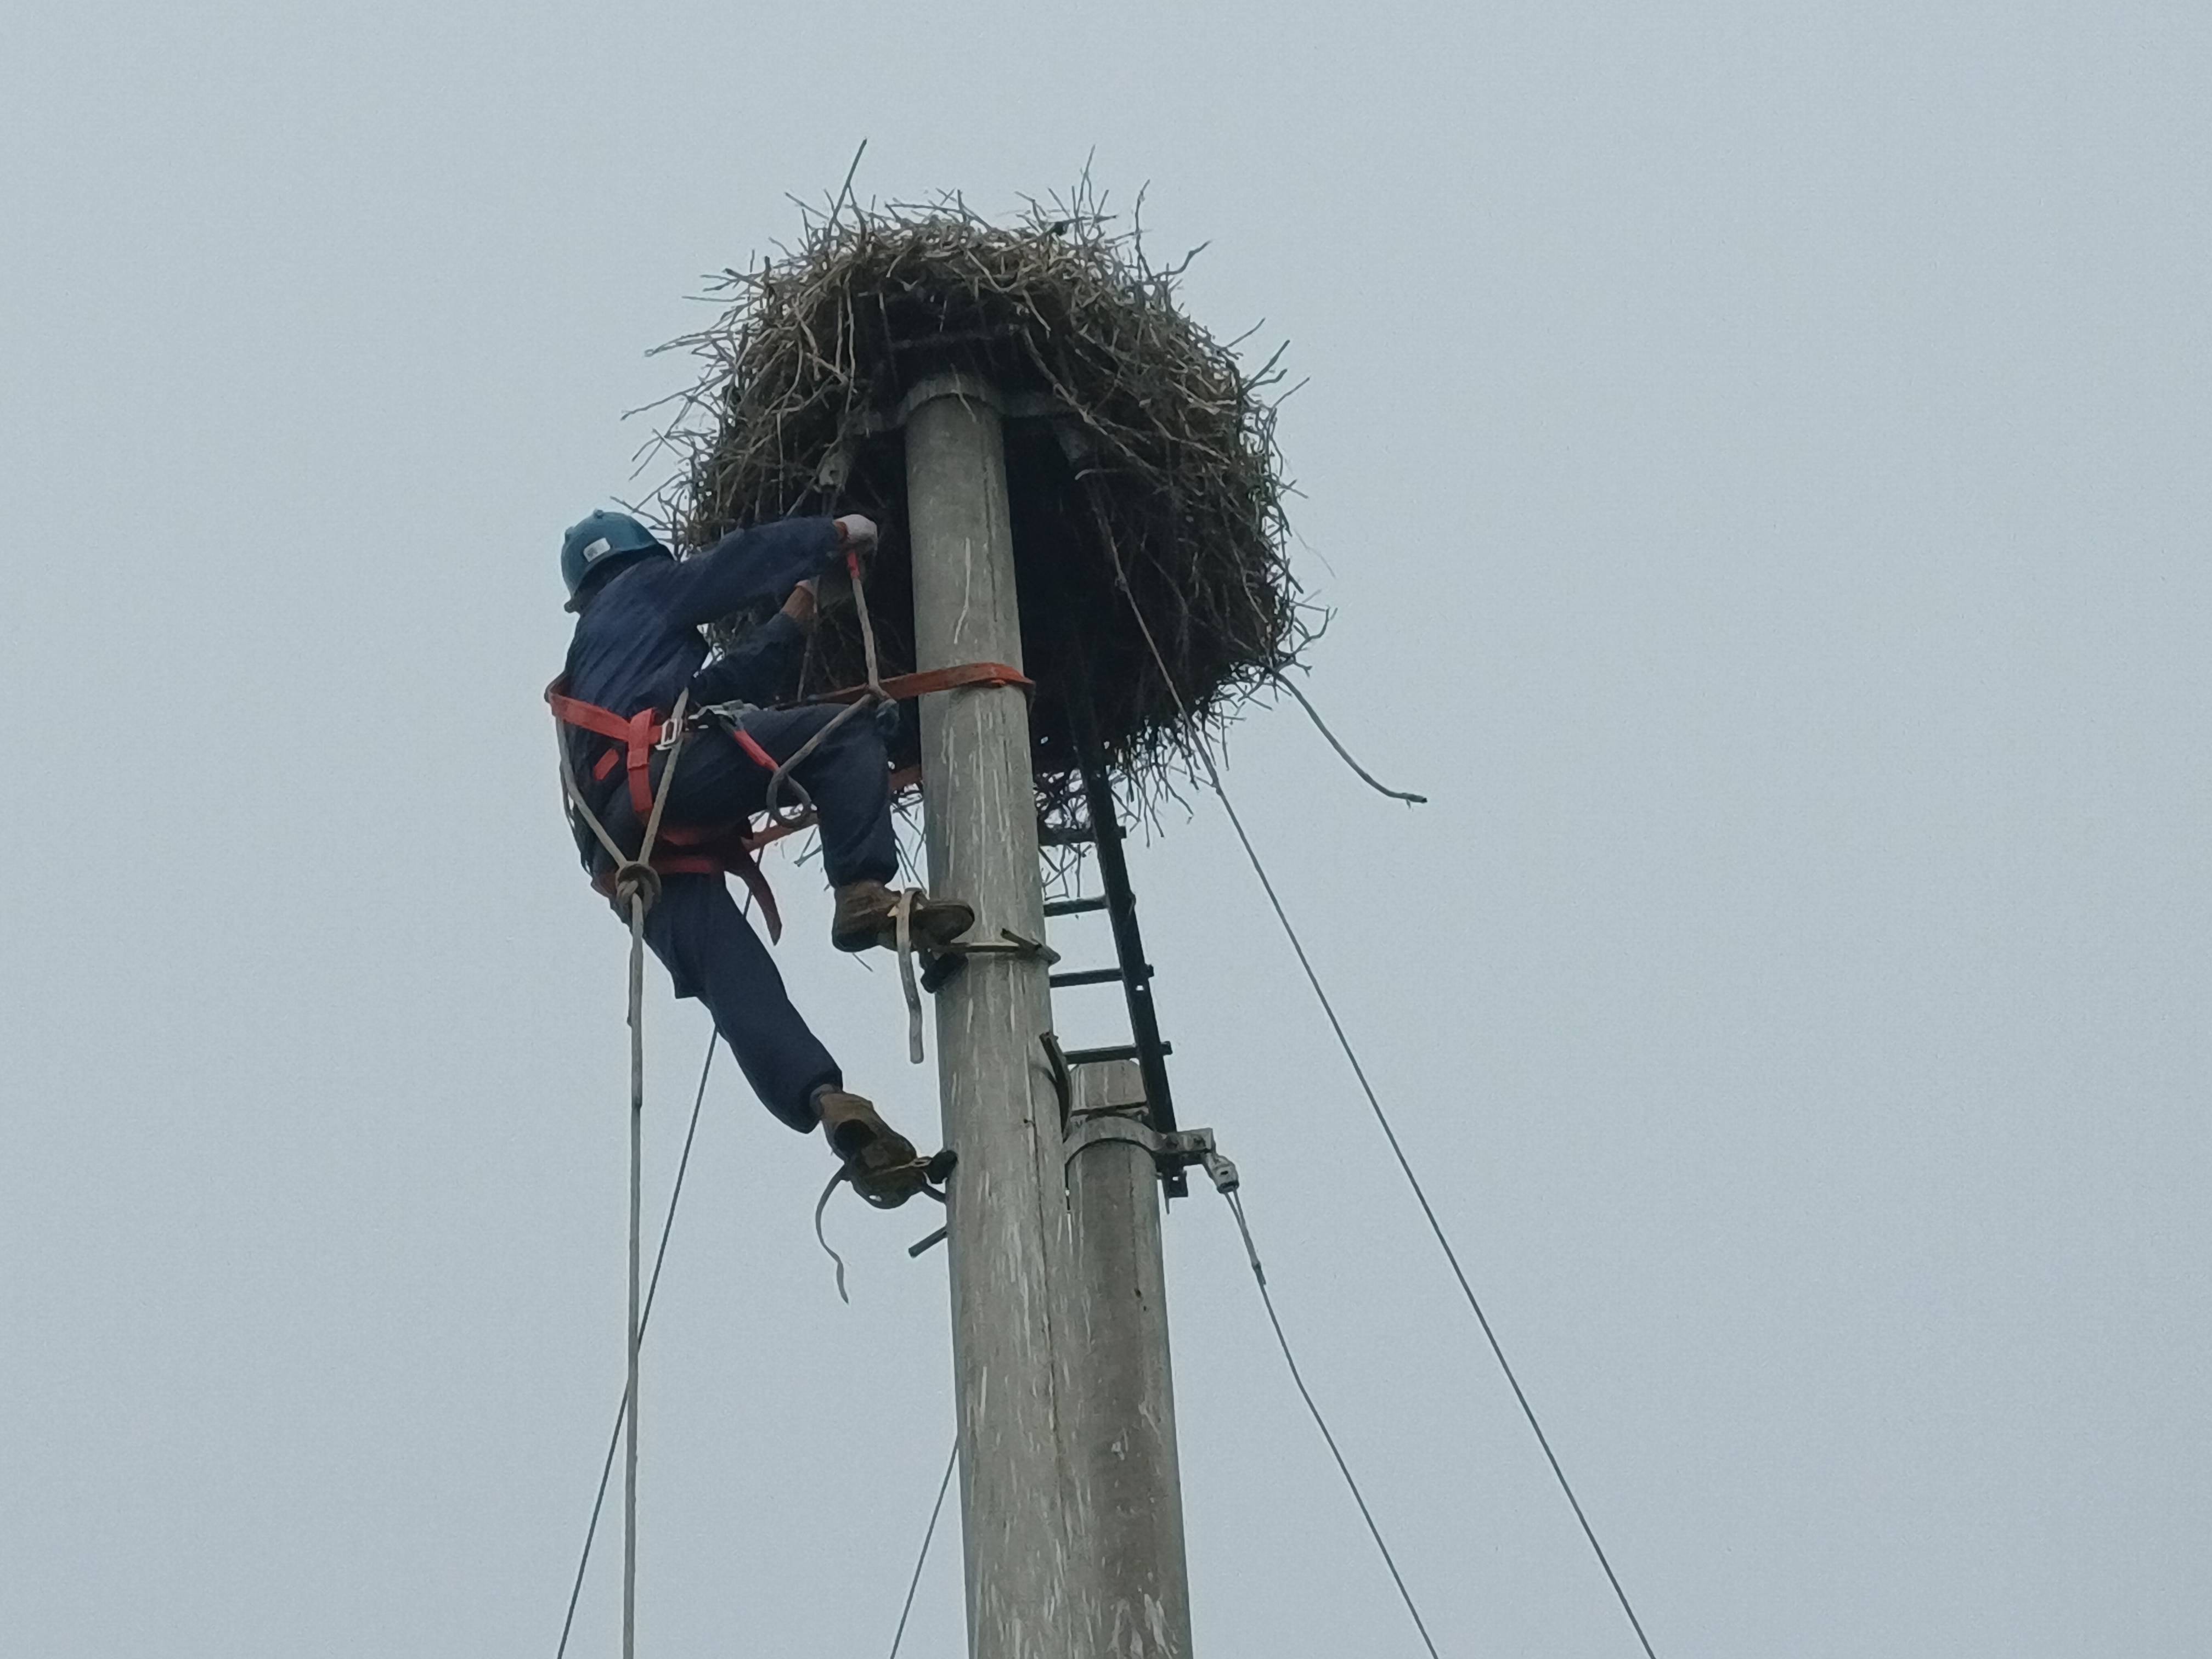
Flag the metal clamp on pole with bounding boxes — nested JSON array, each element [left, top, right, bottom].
[[1063, 1112, 1226, 1187], [1198, 1147, 1240, 1196], [919, 927, 1060, 994]]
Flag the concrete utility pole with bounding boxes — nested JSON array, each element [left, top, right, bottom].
[[905, 373, 1081, 1659], [1065, 1059, 1195, 1658], [905, 370, 1199, 1659]]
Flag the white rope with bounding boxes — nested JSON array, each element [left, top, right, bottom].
[[894, 888, 924, 1063], [622, 891, 645, 1659], [761, 545, 889, 827], [545, 687, 692, 1659], [554, 1037, 717, 1659], [615, 686, 694, 1659]]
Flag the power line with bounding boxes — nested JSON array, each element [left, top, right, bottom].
[[555, 1034, 719, 1659], [1223, 1188, 1442, 1658]]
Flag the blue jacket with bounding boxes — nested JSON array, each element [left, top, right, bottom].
[[560, 515, 838, 853]]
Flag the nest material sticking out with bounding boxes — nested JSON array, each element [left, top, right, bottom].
[[652, 185, 1311, 832]]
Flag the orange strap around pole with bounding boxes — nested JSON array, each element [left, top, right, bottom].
[[813, 662, 1032, 705]]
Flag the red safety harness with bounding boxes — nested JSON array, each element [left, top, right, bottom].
[[547, 661, 1030, 943]]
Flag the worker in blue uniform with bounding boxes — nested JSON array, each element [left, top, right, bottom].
[[552, 509, 971, 1203]]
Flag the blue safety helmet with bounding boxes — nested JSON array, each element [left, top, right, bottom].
[[560, 510, 670, 610]]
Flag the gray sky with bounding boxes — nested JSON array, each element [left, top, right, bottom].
[[4, 2, 2206, 1655]]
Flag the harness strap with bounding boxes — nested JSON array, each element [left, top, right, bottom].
[[547, 685, 663, 816], [730, 725, 781, 774], [672, 725, 787, 946], [621, 708, 659, 818], [551, 676, 786, 940], [546, 658, 1024, 936], [546, 687, 636, 741], [729, 849, 783, 941], [599, 825, 785, 944]]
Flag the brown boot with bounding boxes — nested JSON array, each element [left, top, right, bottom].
[[814, 1088, 928, 1207], [830, 880, 975, 955]]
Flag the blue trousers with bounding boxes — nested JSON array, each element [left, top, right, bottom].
[[663, 704, 899, 890], [634, 705, 900, 1131]]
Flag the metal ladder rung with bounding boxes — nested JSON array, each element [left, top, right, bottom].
[[1062, 1041, 1174, 1067], [1043, 895, 1109, 918], [1049, 965, 1139, 990], [1047, 741, 1183, 1193]]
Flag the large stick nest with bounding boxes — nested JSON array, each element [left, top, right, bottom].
[[647, 184, 1311, 832]]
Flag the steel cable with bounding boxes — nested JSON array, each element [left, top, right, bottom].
[[1274, 676, 1427, 805], [1091, 500, 1661, 1658], [886, 1438, 960, 1659], [1199, 760, 1662, 1659], [1223, 1188, 1441, 1658]]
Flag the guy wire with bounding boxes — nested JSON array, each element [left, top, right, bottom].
[[887, 1438, 960, 1659], [1224, 1188, 1442, 1658], [1093, 506, 1661, 1658], [1199, 747, 1662, 1659]]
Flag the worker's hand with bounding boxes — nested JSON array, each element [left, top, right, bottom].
[[832, 514, 879, 559], [781, 578, 819, 629]]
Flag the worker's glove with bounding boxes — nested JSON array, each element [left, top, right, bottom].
[[832, 514, 879, 560]]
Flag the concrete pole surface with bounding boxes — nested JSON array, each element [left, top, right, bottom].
[[1066, 1060, 1194, 1659], [905, 375, 1079, 1659]]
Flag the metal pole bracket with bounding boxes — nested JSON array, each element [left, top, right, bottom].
[[1063, 1112, 1228, 1188], [919, 927, 1061, 994]]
